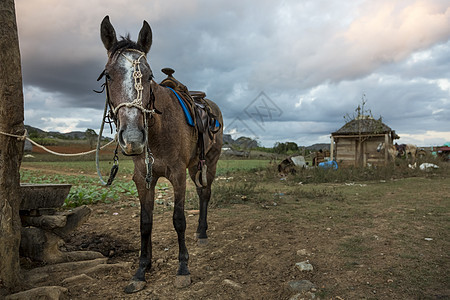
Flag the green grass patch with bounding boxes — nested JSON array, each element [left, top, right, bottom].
[[215, 159, 271, 176], [20, 169, 138, 208]]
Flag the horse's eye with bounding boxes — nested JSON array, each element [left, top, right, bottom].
[[105, 72, 112, 81]]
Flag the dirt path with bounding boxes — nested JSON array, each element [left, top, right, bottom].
[[11, 174, 450, 299]]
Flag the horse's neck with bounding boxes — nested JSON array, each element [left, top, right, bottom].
[[148, 81, 167, 134], [148, 80, 188, 137]]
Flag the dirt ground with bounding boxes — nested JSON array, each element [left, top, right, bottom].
[[12, 168, 450, 299]]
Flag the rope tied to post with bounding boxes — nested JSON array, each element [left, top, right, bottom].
[[0, 129, 28, 141], [0, 129, 115, 157]]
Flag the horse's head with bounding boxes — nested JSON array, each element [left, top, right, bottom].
[[100, 16, 153, 155]]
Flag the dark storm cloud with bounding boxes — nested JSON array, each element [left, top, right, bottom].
[[15, 0, 450, 146]]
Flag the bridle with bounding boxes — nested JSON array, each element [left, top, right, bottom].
[[95, 48, 160, 188], [97, 48, 159, 124], [110, 49, 157, 118]]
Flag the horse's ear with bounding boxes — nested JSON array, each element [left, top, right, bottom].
[[100, 16, 117, 53], [137, 20, 152, 54]]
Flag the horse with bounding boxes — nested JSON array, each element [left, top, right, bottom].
[[377, 142, 398, 164], [99, 16, 223, 293], [395, 143, 417, 163]]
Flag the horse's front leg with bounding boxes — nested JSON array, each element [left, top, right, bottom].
[[124, 157, 158, 294], [170, 170, 191, 287]]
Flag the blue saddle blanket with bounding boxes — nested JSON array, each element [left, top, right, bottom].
[[167, 87, 220, 128], [167, 87, 195, 126]]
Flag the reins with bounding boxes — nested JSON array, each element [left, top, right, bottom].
[[95, 48, 160, 187]]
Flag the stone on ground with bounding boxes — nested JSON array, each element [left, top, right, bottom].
[[6, 286, 68, 300], [295, 261, 314, 272]]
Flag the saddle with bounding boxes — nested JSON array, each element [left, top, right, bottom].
[[159, 68, 221, 187]]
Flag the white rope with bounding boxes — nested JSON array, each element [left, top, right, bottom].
[[112, 101, 155, 116], [0, 129, 116, 157], [27, 136, 116, 157]]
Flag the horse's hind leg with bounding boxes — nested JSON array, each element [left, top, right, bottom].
[[194, 184, 211, 245], [189, 149, 220, 245]]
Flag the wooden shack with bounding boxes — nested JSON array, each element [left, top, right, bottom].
[[330, 116, 399, 167]]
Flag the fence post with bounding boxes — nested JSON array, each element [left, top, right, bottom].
[[0, 0, 25, 292]]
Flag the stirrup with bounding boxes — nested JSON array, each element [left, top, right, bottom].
[[194, 164, 208, 188]]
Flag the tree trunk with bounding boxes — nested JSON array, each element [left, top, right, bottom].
[[0, 0, 25, 292]]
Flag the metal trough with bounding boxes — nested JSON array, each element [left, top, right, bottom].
[[20, 183, 72, 210]]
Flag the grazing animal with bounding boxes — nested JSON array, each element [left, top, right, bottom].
[[377, 142, 398, 164], [99, 16, 223, 293], [395, 143, 417, 163]]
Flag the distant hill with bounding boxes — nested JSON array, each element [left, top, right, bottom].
[[306, 143, 330, 151], [25, 125, 87, 140], [223, 134, 258, 149], [25, 125, 111, 140]]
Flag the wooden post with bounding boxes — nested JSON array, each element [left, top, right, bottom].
[[0, 0, 26, 291], [330, 135, 334, 161], [356, 138, 362, 167], [384, 133, 389, 166]]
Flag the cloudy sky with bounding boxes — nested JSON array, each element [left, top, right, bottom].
[[15, 0, 450, 147]]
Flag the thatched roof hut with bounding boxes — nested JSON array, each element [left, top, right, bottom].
[[331, 116, 399, 167]]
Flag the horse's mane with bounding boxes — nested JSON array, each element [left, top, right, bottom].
[[110, 34, 144, 56]]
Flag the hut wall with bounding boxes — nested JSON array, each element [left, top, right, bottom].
[[334, 135, 391, 167], [335, 138, 357, 167], [364, 137, 386, 166]]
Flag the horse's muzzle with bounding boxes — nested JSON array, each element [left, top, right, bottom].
[[118, 127, 147, 155]]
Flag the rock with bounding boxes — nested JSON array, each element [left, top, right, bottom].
[[63, 250, 104, 262], [295, 261, 314, 272], [61, 274, 94, 285], [83, 262, 132, 276], [174, 275, 191, 288], [223, 279, 242, 289], [25, 258, 108, 283], [288, 280, 315, 292], [6, 286, 68, 300]]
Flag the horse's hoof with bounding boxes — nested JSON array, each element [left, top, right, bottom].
[[197, 238, 208, 246], [174, 275, 191, 288], [124, 280, 146, 294]]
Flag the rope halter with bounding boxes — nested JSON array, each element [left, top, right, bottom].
[[111, 49, 155, 117]]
